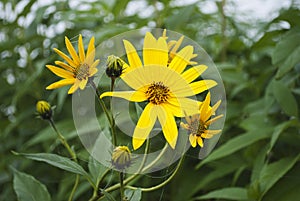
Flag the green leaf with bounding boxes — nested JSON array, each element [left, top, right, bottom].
[[100, 189, 117, 201], [13, 169, 51, 201], [124, 188, 142, 201], [13, 152, 88, 176], [272, 27, 300, 78], [272, 80, 298, 117], [88, 155, 107, 184], [259, 154, 300, 198], [196, 128, 272, 169], [194, 187, 248, 200]]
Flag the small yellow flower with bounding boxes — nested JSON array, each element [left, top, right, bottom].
[[101, 32, 217, 150], [181, 92, 223, 148], [106, 55, 126, 78], [46, 35, 99, 94], [36, 100, 52, 120], [111, 146, 132, 170]]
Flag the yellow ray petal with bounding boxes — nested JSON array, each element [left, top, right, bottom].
[[165, 97, 185, 117], [168, 45, 194, 74], [68, 79, 80, 94], [123, 40, 143, 72], [157, 105, 178, 149], [170, 36, 184, 56], [200, 92, 211, 122], [121, 65, 149, 90], [89, 67, 98, 76], [100, 91, 147, 102], [181, 65, 208, 83], [65, 36, 80, 65], [189, 134, 197, 147], [210, 100, 222, 115], [188, 80, 217, 96], [202, 129, 221, 137], [206, 114, 224, 125], [46, 78, 75, 90], [86, 36, 95, 56], [54, 48, 77, 67], [79, 78, 88, 90], [180, 122, 190, 130], [143, 32, 168, 66], [85, 48, 95, 66], [55, 61, 75, 72], [46, 65, 74, 79], [197, 137, 204, 147], [133, 103, 157, 150], [78, 34, 85, 62]]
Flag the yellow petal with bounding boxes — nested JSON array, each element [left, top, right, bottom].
[[123, 40, 143, 72], [68, 79, 80, 94], [100, 91, 147, 102], [180, 122, 190, 130], [133, 104, 157, 150], [189, 134, 197, 147], [65, 36, 80, 65], [200, 92, 211, 122], [202, 129, 221, 138], [156, 105, 178, 149], [181, 65, 208, 83], [89, 67, 98, 76], [87, 36, 95, 56], [206, 114, 224, 125], [79, 78, 88, 90], [78, 34, 85, 62], [197, 137, 204, 147], [85, 48, 95, 66], [188, 80, 217, 96], [121, 66, 149, 90], [210, 100, 222, 115], [46, 65, 74, 79], [46, 78, 75, 90], [168, 45, 194, 74], [55, 61, 75, 72], [143, 32, 168, 66], [170, 36, 184, 56], [171, 97, 199, 117], [53, 48, 77, 67]]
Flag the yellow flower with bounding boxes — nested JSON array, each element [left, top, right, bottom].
[[46, 35, 99, 94], [101, 32, 217, 150], [111, 146, 132, 170], [36, 100, 52, 120], [181, 92, 223, 148]]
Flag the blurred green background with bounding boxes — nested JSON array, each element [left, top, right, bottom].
[[1, 0, 300, 200]]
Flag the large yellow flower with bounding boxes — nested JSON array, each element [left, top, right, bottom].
[[181, 92, 223, 148], [101, 32, 217, 150], [46, 35, 99, 94]]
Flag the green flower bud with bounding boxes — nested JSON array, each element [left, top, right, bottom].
[[36, 100, 52, 120], [111, 146, 131, 170], [106, 55, 125, 78]]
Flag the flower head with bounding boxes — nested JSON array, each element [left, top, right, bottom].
[[111, 146, 132, 170], [46, 35, 99, 94], [101, 31, 217, 150], [106, 55, 125, 78], [36, 100, 52, 120], [181, 92, 223, 148]]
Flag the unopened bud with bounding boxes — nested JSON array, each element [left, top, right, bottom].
[[111, 146, 131, 170], [106, 55, 125, 78], [36, 100, 52, 120]]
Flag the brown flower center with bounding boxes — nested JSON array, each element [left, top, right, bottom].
[[76, 63, 90, 80], [145, 81, 170, 105], [190, 118, 207, 136]]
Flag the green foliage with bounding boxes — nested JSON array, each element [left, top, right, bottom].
[[1, 0, 300, 201]]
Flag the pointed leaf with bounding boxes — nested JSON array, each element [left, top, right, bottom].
[[195, 187, 248, 200]]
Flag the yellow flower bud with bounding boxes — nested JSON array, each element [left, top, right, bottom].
[[111, 146, 131, 170], [36, 100, 52, 120], [106, 55, 125, 78]]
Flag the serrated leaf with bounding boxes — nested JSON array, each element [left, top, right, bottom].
[[13, 152, 88, 176], [196, 128, 272, 169], [259, 154, 300, 198], [195, 187, 248, 200], [124, 188, 142, 201], [272, 80, 298, 117], [13, 169, 51, 201]]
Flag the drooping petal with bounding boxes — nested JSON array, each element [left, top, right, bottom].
[[197, 137, 204, 147], [180, 122, 190, 130], [46, 78, 75, 90], [188, 80, 217, 96], [205, 114, 224, 125], [189, 134, 197, 147], [68, 79, 80, 94], [100, 91, 147, 102], [78, 34, 85, 62], [132, 104, 157, 150], [181, 65, 208, 83], [89, 67, 98, 77], [55, 61, 75, 72], [79, 78, 88, 90], [202, 129, 222, 138], [53, 48, 77, 67], [168, 45, 194, 74], [65, 36, 80, 65], [46, 65, 74, 79], [123, 40, 143, 72], [143, 32, 168, 67], [156, 105, 178, 149]]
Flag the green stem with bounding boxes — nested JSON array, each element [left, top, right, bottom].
[[119, 172, 124, 201], [125, 155, 184, 192], [90, 81, 117, 146], [48, 118, 79, 201]]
